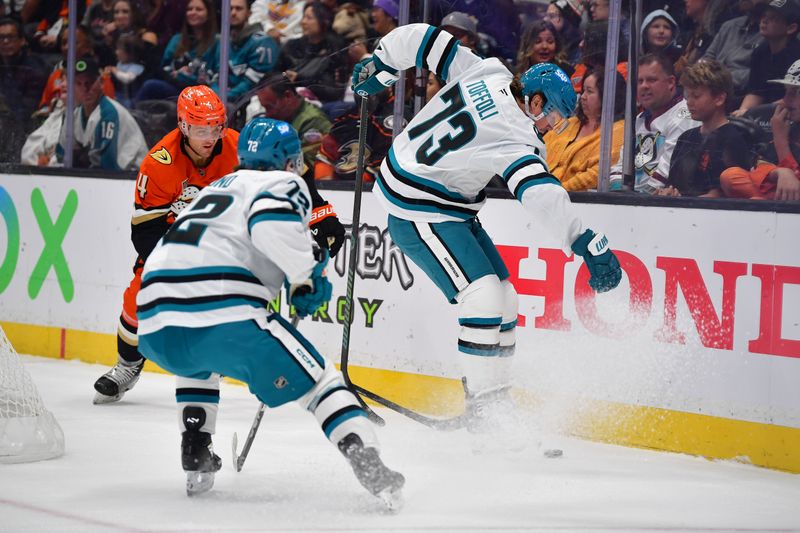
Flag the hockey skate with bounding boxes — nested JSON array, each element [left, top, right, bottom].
[[338, 433, 405, 511], [182, 430, 222, 496], [464, 381, 527, 453], [93, 358, 144, 404]]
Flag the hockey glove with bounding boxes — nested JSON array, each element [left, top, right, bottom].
[[351, 57, 398, 97], [310, 202, 345, 257], [289, 249, 333, 317], [571, 229, 622, 293]]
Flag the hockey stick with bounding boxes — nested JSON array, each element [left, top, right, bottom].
[[339, 96, 385, 427], [353, 383, 465, 431], [232, 314, 301, 472]]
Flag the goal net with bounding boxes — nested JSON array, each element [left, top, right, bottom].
[[0, 325, 65, 463]]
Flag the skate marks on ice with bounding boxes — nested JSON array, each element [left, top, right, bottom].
[[0, 357, 798, 532]]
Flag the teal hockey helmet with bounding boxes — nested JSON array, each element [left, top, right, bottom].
[[519, 63, 577, 120], [238, 118, 304, 173]]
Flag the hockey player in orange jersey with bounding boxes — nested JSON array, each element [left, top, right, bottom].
[[93, 84, 346, 404], [92, 85, 240, 404]]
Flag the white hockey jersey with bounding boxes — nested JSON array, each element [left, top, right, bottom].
[[371, 23, 583, 252], [610, 96, 699, 194], [56, 95, 148, 171], [137, 169, 317, 335]]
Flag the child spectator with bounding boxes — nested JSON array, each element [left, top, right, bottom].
[[641, 9, 682, 64], [544, 68, 626, 191], [721, 58, 800, 200], [662, 59, 752, 197], [108, 33, 145, 108], [610, 53, 700, 194], [733, 0, 800, 116]]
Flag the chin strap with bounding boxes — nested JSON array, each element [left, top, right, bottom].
[[523, 95, 547, 122]]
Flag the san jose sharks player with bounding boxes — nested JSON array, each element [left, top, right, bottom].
[[352, 24, 623, 434], [135, 118, 404, 507]]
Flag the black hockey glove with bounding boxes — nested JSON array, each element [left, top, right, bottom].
[[571, 229, 622, 293], [310, 202, 345, 257]]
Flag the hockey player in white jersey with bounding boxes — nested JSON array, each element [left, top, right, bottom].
[[136, 118, 404, 506], [352, 24, 623, 433]]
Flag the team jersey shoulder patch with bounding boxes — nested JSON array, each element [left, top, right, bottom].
[[150, 146, 173, 165]]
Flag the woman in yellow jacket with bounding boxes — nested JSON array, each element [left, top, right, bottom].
[[545, 68, 626, 191]]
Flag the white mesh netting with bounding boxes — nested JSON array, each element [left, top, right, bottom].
[[0, 326, 65, 463]]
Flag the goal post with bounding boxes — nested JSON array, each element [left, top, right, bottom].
[[0, 325, 65, 463]]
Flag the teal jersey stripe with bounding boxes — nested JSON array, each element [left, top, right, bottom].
[[415, 25, 437, 70], [458, 316, 503, 326], [323, 410, 368, 438], [250, 191, 299, 211], [375, 174, 473, 220], [515, 176, 561, 201], [176, 394, 220, 404], [138, 297, 265, 320], [500, 319, 518, 331], [96, 97, 121, 171], [458, 345, 502, 356], [248, 212, 302, 232], [502, 154, 545, 181], [440, 40, 460, 81], [388, 149, 471, 202]]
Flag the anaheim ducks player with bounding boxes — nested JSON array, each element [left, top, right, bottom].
[[92, 85, 240, 404]]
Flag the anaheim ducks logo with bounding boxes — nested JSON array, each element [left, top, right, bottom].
[[336, 140, 371, 174], [150, 147, 172, 165]]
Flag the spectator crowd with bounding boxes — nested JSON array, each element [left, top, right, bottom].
[[1, 0, 799, 202]]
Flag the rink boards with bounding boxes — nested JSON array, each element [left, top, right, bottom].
[[1, 172, 799, 473]]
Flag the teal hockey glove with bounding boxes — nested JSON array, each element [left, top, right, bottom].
[[571, 229, 622, 293], [351, 57, 398, 97], [289, 249, 333, 317]]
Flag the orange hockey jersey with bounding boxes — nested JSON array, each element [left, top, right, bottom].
[[131, 128, 240, 260]]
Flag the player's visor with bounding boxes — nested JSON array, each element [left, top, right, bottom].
[[186, 124, 225, 141]]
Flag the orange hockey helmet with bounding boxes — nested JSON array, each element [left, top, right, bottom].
[[177, 85, 227, 141]]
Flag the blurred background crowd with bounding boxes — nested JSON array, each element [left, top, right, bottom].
[[1, 0, 799, 202]]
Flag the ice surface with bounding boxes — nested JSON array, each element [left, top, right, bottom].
[[1, 356, 798, 533]]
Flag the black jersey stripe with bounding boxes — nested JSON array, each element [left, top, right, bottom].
[[141, 271, 261, 289]]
